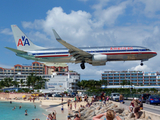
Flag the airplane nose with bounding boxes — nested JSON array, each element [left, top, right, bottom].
[[153, 52, 157, 57]]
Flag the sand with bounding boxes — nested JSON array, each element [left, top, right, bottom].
[[0, 97, 88, 119]]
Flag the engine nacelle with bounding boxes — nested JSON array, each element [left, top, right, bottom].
[[92, 54, 107, 66], [92, 54, 107, 62]]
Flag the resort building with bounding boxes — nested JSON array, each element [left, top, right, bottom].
[[45, 71, 80, 93], [0, 62, 80, 92], [102, 71, 160, 86], [0, 62, 68, 76]]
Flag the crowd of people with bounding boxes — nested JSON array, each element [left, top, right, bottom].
[[43, 110, 57, 120]]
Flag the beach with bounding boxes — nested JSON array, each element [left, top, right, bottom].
[[0, 97, 87, 119]]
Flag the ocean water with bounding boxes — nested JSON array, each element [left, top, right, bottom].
[[0, 101, 48, 120]]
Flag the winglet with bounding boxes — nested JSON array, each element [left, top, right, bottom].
[[52, 29, 62, 40]]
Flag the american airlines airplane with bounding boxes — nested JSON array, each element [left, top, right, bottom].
[[6, 25, 157, 69]]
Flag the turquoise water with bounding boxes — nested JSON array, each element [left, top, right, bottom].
[[0, 101, 48, 120]]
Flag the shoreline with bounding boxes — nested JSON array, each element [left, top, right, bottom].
[[0, 98, 71, 119], [0, 97, 89, 119]]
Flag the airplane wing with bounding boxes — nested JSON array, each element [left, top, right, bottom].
[[52, 29, 92, 61], [5, 47, 27, 54]]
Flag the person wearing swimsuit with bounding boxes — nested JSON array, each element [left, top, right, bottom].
[[52, 110, 57, 120]]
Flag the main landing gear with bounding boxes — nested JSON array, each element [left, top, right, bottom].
[[140, 62, 143, 66], [80, 61, 85, 69]]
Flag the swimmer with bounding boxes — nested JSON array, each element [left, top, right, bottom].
[[19, 105, 22, 109], [12, 107, 16, 110], [34, 105, 36, 109], [25, 111, 28, 116], [10, 101, 12, 104]]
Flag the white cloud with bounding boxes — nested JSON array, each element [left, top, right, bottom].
[[17, 1, 160, 80], [92, 0, 129, 27], [0, 28, 12, 35], [130, 65, 151, 72], [133, 0, 160, 18]]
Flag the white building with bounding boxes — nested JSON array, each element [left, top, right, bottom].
[[45, 71, 80, 93]]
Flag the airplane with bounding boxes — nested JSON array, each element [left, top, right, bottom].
[[6, 25, 157, 69]]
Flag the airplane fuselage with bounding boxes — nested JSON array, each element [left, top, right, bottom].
[[17, 46, 157, 64]]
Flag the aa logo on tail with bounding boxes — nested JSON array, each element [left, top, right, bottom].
[[17, 36, 30, 46]]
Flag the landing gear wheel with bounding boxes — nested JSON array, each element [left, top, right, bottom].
[[140, 63, 143, 66], [80, 61, 85, 69]]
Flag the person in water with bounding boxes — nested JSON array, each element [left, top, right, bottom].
[[12, 106, 16, 110], [25, 110, 28, 116]]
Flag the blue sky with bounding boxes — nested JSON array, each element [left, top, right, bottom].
[[0, 0, 160, 80]]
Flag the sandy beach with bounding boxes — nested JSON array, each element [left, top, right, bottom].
[[0, 97, 88, 119]]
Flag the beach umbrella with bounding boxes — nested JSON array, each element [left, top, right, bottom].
[[22, 95, 26, 98]]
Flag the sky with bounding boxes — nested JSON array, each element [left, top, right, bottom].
[[0, 0, 160, 80]]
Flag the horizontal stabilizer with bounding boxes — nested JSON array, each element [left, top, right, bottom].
[[5, 47, 27, 54]]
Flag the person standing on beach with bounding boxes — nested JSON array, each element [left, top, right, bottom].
[[61, 105, 64, 113], [74, 101, 76, 109], [69, 103, 72, 111], [42, 113, 51, 120], [74, 109, 81, 120], [67, 99, 70, 108], [52, 110, 57, 120], [119, 94, 124, 104], [61, 97, 63, 103]]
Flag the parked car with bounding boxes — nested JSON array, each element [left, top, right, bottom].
[[111, 93, 120, 102], [146, 95, 160, 105], [139, 94, 151, 103], [52, 94, 62, 97]]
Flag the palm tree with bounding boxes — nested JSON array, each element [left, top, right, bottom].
[[0, 80, 5, 89], [143, 88, 149, 93], [150, 88, 158, 93], [120, 80, 127, 87], [76, 80, 88, 89], [35, 76, 47, 89], [12, 80, 19, 88], [137, 88, 143, 93], [20, 79, 24, 88], [4, 77, 13, 88], [100, 79, 108, 86], [26, 73, 37, 90]]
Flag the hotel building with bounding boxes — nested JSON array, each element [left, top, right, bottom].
[[0, 62, 81, 92], [102, 71, 160, 86]]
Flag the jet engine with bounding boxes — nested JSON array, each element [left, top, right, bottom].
[[91, 54, 107, 66]]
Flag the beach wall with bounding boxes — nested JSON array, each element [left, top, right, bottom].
[[0, 93, 31, 99]]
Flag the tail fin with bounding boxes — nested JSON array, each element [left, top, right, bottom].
[[11, 25, 45, 51]]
